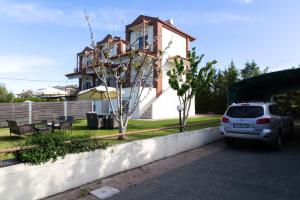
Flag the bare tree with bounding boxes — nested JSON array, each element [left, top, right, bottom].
[[84, 13, 171, 139]]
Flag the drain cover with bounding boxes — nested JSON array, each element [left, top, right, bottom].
[[90, 186, 120, 199]]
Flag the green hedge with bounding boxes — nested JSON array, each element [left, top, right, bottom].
[[16, 134, 109, 164]]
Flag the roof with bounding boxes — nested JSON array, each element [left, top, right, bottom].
[[65, 71, 85, 77], [126, 15, 196, 41], [78, 46, 93, 55], [97, 34, 126, 45], [228, 68, 300, 104]]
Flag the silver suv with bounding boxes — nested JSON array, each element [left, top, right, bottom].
[[220, 102, 294, 150]]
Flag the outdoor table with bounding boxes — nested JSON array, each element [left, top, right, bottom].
[[35, 127, 51, 134], [47, 122, 60, 132]]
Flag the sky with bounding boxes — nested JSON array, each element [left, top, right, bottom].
[[0, 0, 299, 93]]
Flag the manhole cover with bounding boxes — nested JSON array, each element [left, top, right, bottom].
[[90, 186, 120, 199]]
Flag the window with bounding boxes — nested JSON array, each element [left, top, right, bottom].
[[138, 35, 148, 49], [83, 82, 91, 90], [226, 106, 264, 118], [122, 100, 129, 113], [95, 79, 101, 86], [87, 58, 92, 66], [106, 77, 116, 87]]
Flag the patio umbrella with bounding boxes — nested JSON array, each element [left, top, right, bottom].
[[78, 86, 118, 100], [78, 86, 118, 113], [34, 87, 67, 98]]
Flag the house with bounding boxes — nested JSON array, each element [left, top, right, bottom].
[[53, 85, 78, 100], [66, 15, 196, 119]]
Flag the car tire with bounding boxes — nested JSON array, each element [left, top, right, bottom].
[[273, 135, 282, 151]]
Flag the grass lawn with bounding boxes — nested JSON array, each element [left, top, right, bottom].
[[0, 116, 220, 159]]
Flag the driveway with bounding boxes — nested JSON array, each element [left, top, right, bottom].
[[110, 122, 300, 200]]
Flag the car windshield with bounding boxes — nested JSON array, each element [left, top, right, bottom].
[[226, 106, 264, 118]]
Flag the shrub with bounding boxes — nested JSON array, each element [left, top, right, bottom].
[[16, 133, 109, 164]]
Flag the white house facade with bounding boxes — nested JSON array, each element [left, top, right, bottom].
[[66, 15, 196, 119]]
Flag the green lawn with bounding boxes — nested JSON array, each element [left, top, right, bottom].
[[0, 116, 220, 158]]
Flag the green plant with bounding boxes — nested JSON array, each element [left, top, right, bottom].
[[0, 86, 15, 103], [167, 48, 216, 125], [16, 133, 109, 164]]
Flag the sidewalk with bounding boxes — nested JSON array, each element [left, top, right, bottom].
[[45, 141, 224, 200]]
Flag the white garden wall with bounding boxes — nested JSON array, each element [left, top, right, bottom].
[[0, 127, 221, 200]]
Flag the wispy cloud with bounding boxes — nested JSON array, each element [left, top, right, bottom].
[[159, 11, 255, 27], [0, 55, 55, 73], [0, 0, 139, 31], [197, 12, 255, 24], [234, 0, 254, 4], [0, 1, 87, 27], [243, 0, 253, 4]]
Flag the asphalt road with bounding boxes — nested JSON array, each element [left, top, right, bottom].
[[110, 123, 300, 200]]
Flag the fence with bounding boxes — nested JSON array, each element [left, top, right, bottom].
[[0, 100, 93, 127]]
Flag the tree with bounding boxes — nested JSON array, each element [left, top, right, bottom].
[[223, 60, 239, 85], [18, 89, 33, 99], [84, 13, 171, 139], [167, 48, 216, 126], [241, 60, 260, 79], [241, 60, 268, 79], [0, 86, 15, 103], [195, 60, 240, 114]]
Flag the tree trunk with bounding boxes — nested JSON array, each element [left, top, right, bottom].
[[118, 125, 125, 140]]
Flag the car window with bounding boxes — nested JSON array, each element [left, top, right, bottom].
[[226, 106, 264, 118], [269, 105, 281, 115]]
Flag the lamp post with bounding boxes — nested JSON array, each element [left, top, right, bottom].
[[177, 105, 183, 132]]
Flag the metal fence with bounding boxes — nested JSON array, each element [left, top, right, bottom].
[[0, 100, 93, 127]]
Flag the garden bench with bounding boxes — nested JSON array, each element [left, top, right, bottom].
[[7, 120, 36, 137]]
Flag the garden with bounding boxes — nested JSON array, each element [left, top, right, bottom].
[[0, 116, 220, 163]]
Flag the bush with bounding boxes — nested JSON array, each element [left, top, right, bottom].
[[16, 133, 109, 164]]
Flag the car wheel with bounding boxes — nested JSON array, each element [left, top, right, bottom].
[[273, 135, 282, 151]]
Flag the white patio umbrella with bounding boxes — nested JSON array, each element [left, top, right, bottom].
[[34, 87, 67, 97], [78, 86, 118, 100], [78, 86, 118, 113]]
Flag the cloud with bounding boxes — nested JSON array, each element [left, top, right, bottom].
[[234, 0, 253, 4], [243, 0, 253, 4], [0, 0, 140, 31], [160, 11, 255, 27], [198, 12, 255, 24], [0, 1, 87, 26], [0, 55, 55, 73]]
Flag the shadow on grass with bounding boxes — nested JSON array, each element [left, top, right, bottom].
[[0, 135, 24, 141]]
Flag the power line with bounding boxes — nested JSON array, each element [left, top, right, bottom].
[[0, 77, 76, 83]]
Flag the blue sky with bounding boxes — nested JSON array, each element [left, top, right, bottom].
[[0, 0, 299, 93]]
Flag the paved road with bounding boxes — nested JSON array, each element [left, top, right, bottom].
[[110, 124, 300, 200]]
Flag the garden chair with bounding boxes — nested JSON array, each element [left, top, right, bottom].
[[86, 112, 106, 129], [6, 120, 36, 137], [52, 116, 74, 133], [107, 115, 119, 129]]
